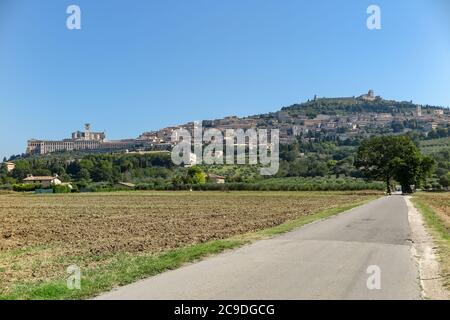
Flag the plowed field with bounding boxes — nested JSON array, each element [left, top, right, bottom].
[[0, 191, 378, 297]]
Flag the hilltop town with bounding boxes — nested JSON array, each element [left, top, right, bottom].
[[1, 90, 448, 194], [24, 91, 450, 156]]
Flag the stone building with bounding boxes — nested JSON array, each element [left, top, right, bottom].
[[26, 124, 146, 155], [359, 90, 376, 101], [22, 174, 62, 188], [2, 161, 15, 173]]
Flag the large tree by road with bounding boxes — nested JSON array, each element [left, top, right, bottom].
[[355, 135, 434, 194]]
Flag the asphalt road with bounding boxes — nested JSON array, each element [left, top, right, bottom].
[[96, 196, 421, 300]]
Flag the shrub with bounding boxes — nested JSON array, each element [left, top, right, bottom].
[[13, 183, 39, 192], [52, 185, 72, 193]]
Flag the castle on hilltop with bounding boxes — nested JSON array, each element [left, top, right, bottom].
[[359, 89, 377, 101], [313, 90, 379, 102]]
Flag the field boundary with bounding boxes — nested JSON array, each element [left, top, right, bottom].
[[1, 196, 379, 300]]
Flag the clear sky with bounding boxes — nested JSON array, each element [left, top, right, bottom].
[[1, 0, 450, 159]]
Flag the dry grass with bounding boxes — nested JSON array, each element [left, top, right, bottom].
[[0, 190, 378, 299], [413, 192, 450, 289]]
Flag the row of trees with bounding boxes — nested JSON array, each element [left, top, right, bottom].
[[0, 153, 175, 185]]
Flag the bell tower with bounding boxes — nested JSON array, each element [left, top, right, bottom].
[[416, 105, 422, 117], [84, 123, 91, 140]]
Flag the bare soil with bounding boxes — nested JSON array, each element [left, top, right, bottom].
[[0, 191, 377, 295]]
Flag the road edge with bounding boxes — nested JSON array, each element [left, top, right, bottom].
[[405, 196, 449, 300]]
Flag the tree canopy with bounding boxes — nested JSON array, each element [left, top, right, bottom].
[[355, 135, 434, 193]]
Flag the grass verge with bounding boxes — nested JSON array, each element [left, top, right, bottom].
[[1, 197, 377, 300], [411, 197, 450, 289]]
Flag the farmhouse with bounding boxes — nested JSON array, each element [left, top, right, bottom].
[[2, 161, 15, 173], [207, 174, 225, 184], [22, 174, 62, 188]]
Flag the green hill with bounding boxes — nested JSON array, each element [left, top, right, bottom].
[[281, 97, 442, 118]]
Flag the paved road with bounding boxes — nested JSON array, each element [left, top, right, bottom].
[[96, 196, 421, 300]]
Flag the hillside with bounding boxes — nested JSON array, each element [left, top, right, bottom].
[[280, 97, 441, 117], [20, 91, 450, 159], [420, 137, 450, 154], [3, 92, 450, 191]]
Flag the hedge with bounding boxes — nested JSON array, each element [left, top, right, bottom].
[[12, 183, 40, 192]]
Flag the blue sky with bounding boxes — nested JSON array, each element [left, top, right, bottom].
[[1, 0, 450, 159]]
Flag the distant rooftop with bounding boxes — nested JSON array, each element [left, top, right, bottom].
[[23, 175, 59, 182]]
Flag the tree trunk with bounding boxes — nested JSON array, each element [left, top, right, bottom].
[[386, 176, 391, 195], [402, 184, 413, 194]]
